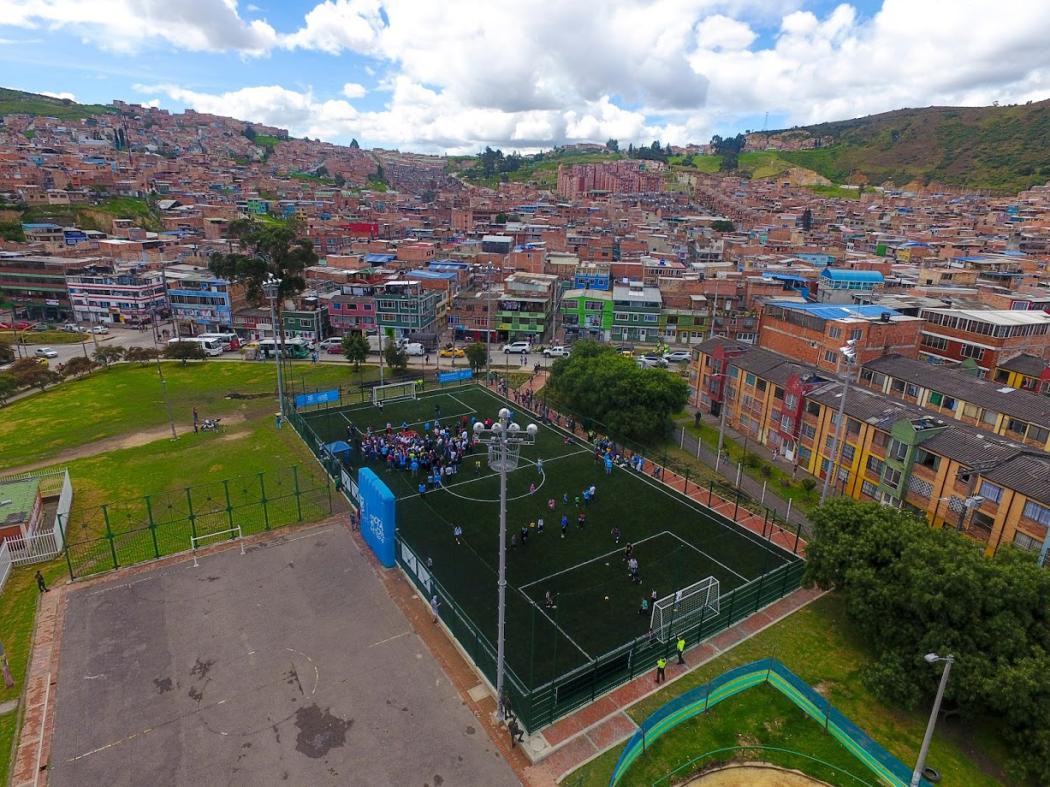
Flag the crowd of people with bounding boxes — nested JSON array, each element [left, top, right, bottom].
[[357, 416, 477, 488]]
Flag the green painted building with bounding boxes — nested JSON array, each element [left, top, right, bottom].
[[561, 288, 613, 341], [877, 416, 948, 505], [612, 282, 662, 344]]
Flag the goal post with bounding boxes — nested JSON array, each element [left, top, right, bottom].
[[191, 526, 245, 566], [372, 381, 418, 405], [650, 576, 720, 643]]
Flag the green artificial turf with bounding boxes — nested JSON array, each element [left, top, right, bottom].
[[303, 385, 796, 693]]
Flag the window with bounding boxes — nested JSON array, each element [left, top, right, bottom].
[[982, 409, 999, 426], [905, 383, 919, 398], [892, 379, 906, 393], [823, 350, 838, 364], [866, 455, 884, 474], [914, 449, 940, 470], [961, 343, 985, 361], [871, 431, 888, 448], [962, 403, 979, 419], [1006, 418, 1027, 435], [784, 393, 796, 408], [828, 327, 842, 339], [614, 312, 629, 321], [806, 401, 820, 416], [798, 446, 812, 462], [889, 439, 908, 461], [883, 468, 902, 489], [1027, 425, 1049, 444], [846, 418, 861, 435], [745, 373, 756, 386], [849, 328, 863, 341], [861, 480, 878, 497], [801, 423, 817, 439], [921, 334, 948, 351], [978, 481, 1003, 503], [1022, 500, 1050, 526], [1013, 532, 1040, 551], [841, 444, 856, 462]]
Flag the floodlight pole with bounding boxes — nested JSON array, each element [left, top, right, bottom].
[[911, 653, 954, 787], [474, 408, 537, 722], [821, 340, 856, 505], [262, 276, 286, 421]]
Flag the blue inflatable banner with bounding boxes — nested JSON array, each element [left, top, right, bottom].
[[438, 369, 473, 383], [294, 388, 340, 408], [358, 467, 396, 567]]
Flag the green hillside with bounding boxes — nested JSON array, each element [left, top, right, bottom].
[[764, 99, 1050, 193], [454, 148, 625, 189], [0, 87, 116, 120]]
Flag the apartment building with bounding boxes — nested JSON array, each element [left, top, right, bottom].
[[164, 264, 245, 335], [66, 266, 168, 326], [694, 338, 1050, 562], [612, 282, 662, 344], [917, 308, 1050, 371], [757, 301, 924, 372], [0, 254, 92, 322], [496, 272, 558, 342], [561, 289, 613, 341], [992, 353, 1050, 395], [375, 280, 441, 338]]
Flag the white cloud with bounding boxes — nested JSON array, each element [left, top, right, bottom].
[[280, 0, 383, 55], [0, 0, 277, 54], [41, 90, 76, 101], [341, 82, 367, 99], [696, 15, 756, 50]]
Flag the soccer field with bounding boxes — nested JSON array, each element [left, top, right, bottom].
[[301, 384, 800, 717]]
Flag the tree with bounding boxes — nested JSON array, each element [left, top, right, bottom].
[[342, 333, 369, 371], [0, 339, 12, 364], [546, 340, 689, 442], [164, 342, 206, 364], [494, 212, 508, 224], [124, 346, 160, 365], [805, 498, 1050, 785], [94, 345, 125, 368], [605, 138, 619, 152], [10, 358, 55, 391], [242, 125, 257, 142], [801, 208, 812, 232], [208, 219, 318, 350], [61, 356, 97, 378], [711, 220, 735, 233], [0, 372, 16, 403], [383, 336, 408, 374], [349, 138, 360, 149], [465, 341, 488, 373]]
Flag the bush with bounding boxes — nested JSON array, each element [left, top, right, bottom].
[[743, 452, 761, 469], [760, 464, 772, 478], [799, 478, 817, 492]]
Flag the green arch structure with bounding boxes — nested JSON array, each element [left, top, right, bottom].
[[609, 657, 926, 787]]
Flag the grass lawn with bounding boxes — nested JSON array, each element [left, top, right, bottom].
[[566, 594, 1008, 787], [0, 361, 378, 471], [806, 183, 862, 199], [0, 330, 87, 345], [0, 709, 15, 787]]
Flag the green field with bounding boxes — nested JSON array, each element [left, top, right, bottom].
[[567, 594, 1008, 787], [0, 360, 377, 471], [304, 385, 797, 691], [0, 329, 87, 345]]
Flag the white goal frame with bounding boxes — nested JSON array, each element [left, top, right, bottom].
[[372, 380, 418, 405], [191, 526, 245, 566], [649, 576, 720, 643]]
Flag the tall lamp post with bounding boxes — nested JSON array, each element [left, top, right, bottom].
[[473, 408, 538, 721], [262, 275, 286, 421], [910, 652, 955, 787], [820, 339, 857, 505]]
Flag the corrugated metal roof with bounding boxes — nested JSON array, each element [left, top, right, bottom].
[[820, 269, 884, 282], [766, 301, 900, 320]]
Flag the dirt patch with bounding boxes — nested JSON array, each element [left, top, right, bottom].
[[811, 681, 834, 697], [684, 763, 830, 786]]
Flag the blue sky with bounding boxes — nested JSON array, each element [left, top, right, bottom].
[[1, 1, 1047, 153]]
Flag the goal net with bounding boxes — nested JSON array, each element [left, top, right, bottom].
[[372, 381, 418, 405], [650, 576, 720, 643]]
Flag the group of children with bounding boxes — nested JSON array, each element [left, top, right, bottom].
[[358, 417, 476, 490]]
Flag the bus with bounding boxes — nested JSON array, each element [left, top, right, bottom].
[[197, 332, 240, 351], [254, 338, 311, 359], [167, 337, 223, 357]]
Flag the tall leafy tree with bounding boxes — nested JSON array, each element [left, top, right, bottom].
[[546, 340, 688, 442], [0, 338, 13, 364], [465, 341, 488, 373], [94, 345, 125, 368], [208, 218, 318, 348], [164, 342, 206, 364], [342, 334, 369, 372], [9, 358, 55, 391], [383, 336, 408, 374]]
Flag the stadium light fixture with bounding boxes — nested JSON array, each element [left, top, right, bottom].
[[911, 653, 955, 787], [261, 275, 286, 422], [473, 406, 538, 724]]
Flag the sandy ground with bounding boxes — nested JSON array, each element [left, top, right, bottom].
[[685, 763, 829, 786]]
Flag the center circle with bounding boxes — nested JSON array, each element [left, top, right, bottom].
[[440, 461, 545, 503]]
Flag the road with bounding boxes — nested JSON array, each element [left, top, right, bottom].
[[10, 326, 163, 368]]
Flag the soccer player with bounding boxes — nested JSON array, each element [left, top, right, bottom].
[[560, 515, 569, 537], [536, 457, 543, 475], [536, 518, 544, 534], [623, 542, 634, 562], [611, 526, 621, 544], [638, 596, 649, 616], [544, 591, 556, 609], [628, 557, 640, 584], [453, 525, 463, 544], [577, 511, 587, 529], [520, 525, 529, 546]]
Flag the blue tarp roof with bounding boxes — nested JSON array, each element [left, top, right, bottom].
[[407, 269, 457, 280], [767, 301, 900, 320], [364, 253, 395, 264], [820, 269, 884, 282], [765, 273, 808, 284]]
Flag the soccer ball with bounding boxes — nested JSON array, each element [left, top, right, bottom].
[[604, 595, 609, 600]]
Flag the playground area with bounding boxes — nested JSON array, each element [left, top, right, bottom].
[[296, 384, 804, 729]]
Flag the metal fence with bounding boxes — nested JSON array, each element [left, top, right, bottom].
[[62, 465, 332, 579], [2, 468, 74, 568], [0, 540, 11, 596]]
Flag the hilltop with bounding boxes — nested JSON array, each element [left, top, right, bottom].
[[751, 100, 1050, 194], [0, 87, 117, 121]]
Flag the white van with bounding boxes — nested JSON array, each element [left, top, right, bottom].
[[168, 337, 223, 357], [403, 342, 425, 356]]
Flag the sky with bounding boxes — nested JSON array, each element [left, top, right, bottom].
[[1, 1, 1049, 155]]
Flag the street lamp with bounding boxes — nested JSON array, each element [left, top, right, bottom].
[[910, 652, 955, 787], [473, 408, 538, 722], [261, 275, 286, 421], [820, 339, 857, 505]]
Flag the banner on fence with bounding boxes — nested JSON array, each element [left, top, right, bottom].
[[438, 369, 473, 383], [358, 468, 396, 567], [340, 467, 358, 502], [294, 388, 341, 408]]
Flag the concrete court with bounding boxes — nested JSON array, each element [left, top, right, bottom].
[[48, 524, 519, 787]]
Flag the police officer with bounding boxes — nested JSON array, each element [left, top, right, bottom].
[[655, 656, 667, 684], [676, 635, 686, 665]]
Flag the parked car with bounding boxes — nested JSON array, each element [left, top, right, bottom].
[[542, 345, 571, 358], [316, 337, 343, 352], [663, 350, 692, 364], [636, 354, 668, 368], [61, 323, 86, 333], [439, 344, 465, 358], [502, 341, 532, 354], [35, 347, 59, 358], [403, 342, 425, 356], [90, 325, 109, 334]]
